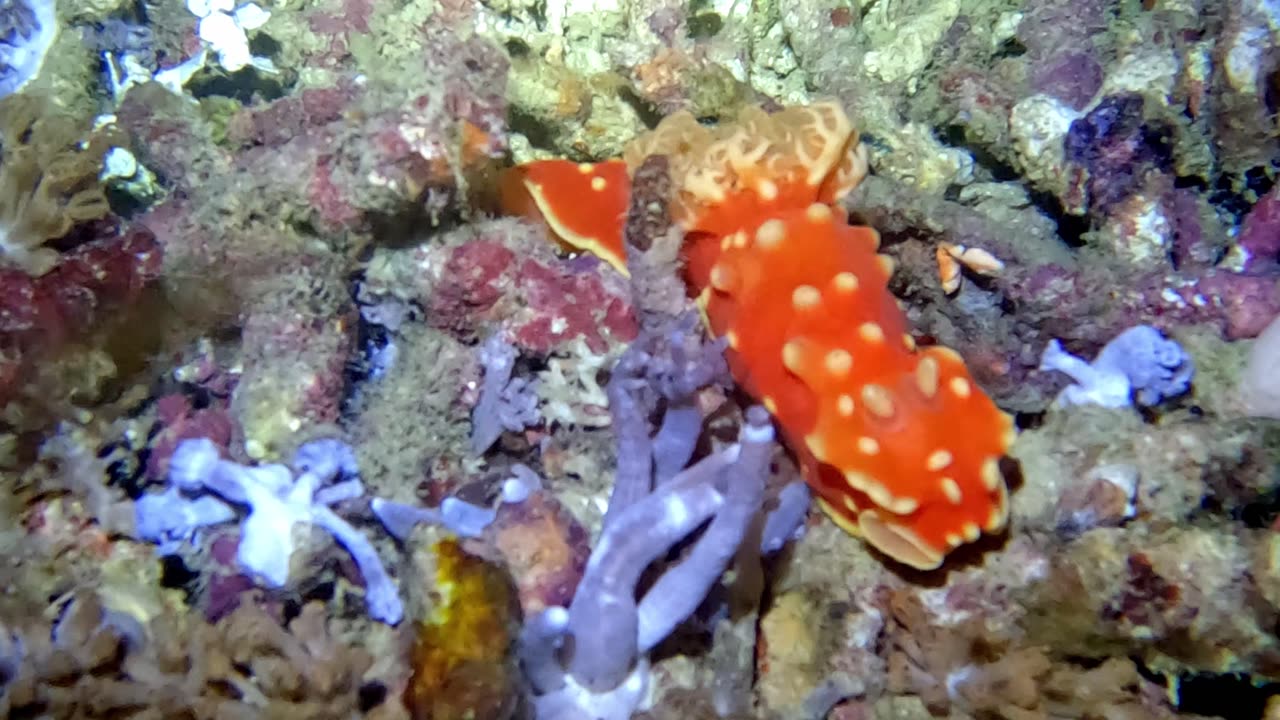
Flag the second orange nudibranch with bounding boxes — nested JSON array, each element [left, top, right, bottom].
[[500, 102, 1016, 570]]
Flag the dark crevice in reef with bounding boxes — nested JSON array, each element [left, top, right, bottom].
[[1130, 656, 1280, 720], [1174, 670, 1280, 719], [941, 124, 1022, 183], [937, 124, 1090, 247], [1209, 165, 1278, 225]]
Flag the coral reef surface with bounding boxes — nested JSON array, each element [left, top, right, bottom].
[[3, 0, 1280, 718]]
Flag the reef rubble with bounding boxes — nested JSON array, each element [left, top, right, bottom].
[[2, 0, 1280, 719]]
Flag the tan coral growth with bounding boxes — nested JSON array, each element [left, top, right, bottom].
[[0, 593, 388, 719], [0, 94, 115, 275], [886, 592, 1047, 716], [884, 591, 1181, 719]]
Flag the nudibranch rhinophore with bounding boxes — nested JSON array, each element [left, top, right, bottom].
[[500, 102, 1016, 570]]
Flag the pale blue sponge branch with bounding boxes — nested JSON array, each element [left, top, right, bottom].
[[136, 437, 405, 625], [0, 0, 56, 97], [1040, 325, 1194, 409]]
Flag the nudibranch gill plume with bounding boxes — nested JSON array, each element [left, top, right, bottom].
[[500, 102, 1016, 570]]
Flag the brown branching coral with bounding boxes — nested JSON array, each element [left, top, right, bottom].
[[0, 94, 115, 275], [884, 591, 1180, 719], [0, 593, 389, 719], [886, 592, 1048, 717]]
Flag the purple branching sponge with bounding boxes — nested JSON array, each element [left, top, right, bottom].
[[135, 437, 404, 625], [0, 0, 55, 97], [518, 322, 778, 720], [471, 331, 540, 454], [370, 491, 501, 541], [1039, 325, 1194, 408]]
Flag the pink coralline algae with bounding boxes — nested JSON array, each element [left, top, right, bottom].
[[107, 36, 512, 458], [1164, 185, 1218, 271], [0, 223, 162, 406], [428, 235, 637, 355], [1010, 263, 1280, 344], [117, 32, 508, 250], [1032, 50, 1104, 112], [428, 240, 517, 338], [114, 83, 221, 190], [939, 66, 1015, 130], [218, 71, 505, 236], [1160, 271, 1280, 341], [1237, 186, 1280, 274], [307, 0, 374, 35], [1100, 553, 1195, 638], [224, 86, 351, 149], [1017, 0, 1107, 111], [510, 256, 638, 354], [145, 393, 236, 482], [230, 285, 358, 458]]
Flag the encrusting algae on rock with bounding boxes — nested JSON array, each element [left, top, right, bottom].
[[502, 101, 1016, 570], [404, 537, 522, 720]]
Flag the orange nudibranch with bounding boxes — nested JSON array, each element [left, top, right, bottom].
[[500, 102, 1016, 570], [498, 158, 632, 276]]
